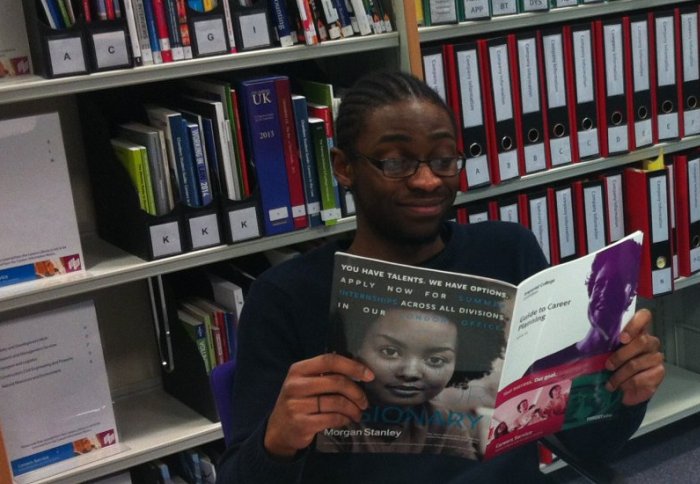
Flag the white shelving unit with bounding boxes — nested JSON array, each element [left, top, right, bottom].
[[3, 0, 700, 481]]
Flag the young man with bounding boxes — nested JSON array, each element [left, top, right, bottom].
[[215, 71, 664, 483]]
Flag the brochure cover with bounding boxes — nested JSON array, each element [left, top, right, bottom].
[[0, 301, 120, 483], [0, 113, 84, 290], [0, 0, 32, 78], [316, 230, 643, 460]]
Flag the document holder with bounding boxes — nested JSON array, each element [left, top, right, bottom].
[[187, 1, 231, 57], [84, 1, 134, 72], [23, 0, 91, 78], [229, 0, 273, 52]]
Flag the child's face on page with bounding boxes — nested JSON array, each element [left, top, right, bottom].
[[357, 309, 457, 406]]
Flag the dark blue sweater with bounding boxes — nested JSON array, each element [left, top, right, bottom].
[[216, 221, 645, 483]]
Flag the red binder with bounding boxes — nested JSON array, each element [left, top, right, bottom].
[[540, 26, 575, 167], [651, 9, 682, 142], [594, 18, 630, 156], [513, 31, 549, 175], [452, 40, 492, 189], [678, 5, 700, 137], [572, 179, 608, 256], [623, 13, 656, 150], [479, 36, 522, 184], [623, 166, 674, 297], [564, 22, 601, 161], [671, 151, 700, 277]]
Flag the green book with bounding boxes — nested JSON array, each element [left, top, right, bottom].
[[110, 138, 156, 215], [181, 301, 217, 372], [308, 117, 341, 226], [177, 309, 211, 374]]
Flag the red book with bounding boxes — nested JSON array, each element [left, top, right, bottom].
[[151, 0, 173, 62], [274, 76, 309, 230], [230, 89, 252, 198]]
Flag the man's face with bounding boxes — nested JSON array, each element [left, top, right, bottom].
[[348, 100, 460, 247], [587, 262, 632, 337], [357, 309, 457, 406]]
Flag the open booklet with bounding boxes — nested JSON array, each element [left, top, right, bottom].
[[315, 230, 644, 460]]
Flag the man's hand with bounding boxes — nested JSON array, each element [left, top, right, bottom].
[[605, 308, 665, 406], [264, 353, 374, 459]]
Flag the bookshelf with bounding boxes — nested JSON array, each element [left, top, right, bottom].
[[1, 0, 700, 481]]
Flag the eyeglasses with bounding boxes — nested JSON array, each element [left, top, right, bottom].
[[352, 151, 465, 179]]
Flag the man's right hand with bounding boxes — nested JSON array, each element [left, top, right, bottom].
[[263, 353, 375, 459]]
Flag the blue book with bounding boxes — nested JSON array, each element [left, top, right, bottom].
[[237, 77, 295, 235], [269, 0, 294, 47], [291, 94, 322, 227], [200, 117, 222, 196], [178, 118, 201, 207], [184, 121, 213, 207], [142, 0, 163, 63]]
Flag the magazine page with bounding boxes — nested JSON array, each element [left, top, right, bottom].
[[484, 231, 644, 459], [317, 252, 517, 459]]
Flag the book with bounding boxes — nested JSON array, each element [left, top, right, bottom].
[[237, 76, 296, 235], [110, 137, 156, 214], [308, 117, 342, 225], [317, 230, 644, 460], [291, 94, 323, 227], [184, 120, 214, 206], [0, 113, 84, 289], [0, 301, 119, 482], [119, 122, 173, 215], [177, 308, 212, 374]]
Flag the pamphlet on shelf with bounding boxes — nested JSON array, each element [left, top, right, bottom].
[[0, 113, 84, 290], [319, 231, 643, 460], [0, 301, 121, 483]]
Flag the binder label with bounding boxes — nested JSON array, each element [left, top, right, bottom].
[[466, 155, 490, 187], [556, 188, 576, 259], [469, 211, 489, 224], [423, 53, 447, 102], [194, 18, 228, 55], [681, 13, 699, 82], [524, 143, 546, 173], [239, 13, 273, 50], [658, 112, 679, 140], [635, 119, 653, 148], [517, 37, 540, 113], [92, 30, 130, 68], [492, 0, 517, 16], [188, 213, 221, 249], [489, 44, 514, 122], [649, 175, 670, 243], [228, 206, 261, 242], [550, 136, 572, 166], [499, 202, 519, 222], [631, 20, 650, 92], [655, 16, 676, 87], [578, 128, 599, 159], [555, 0, 577, 6], [652, 268, 673, 294], [430, 0, 458, 23], [573, 30, 594, 103], [464, 0, 489, 19], [583, 185, 606, 253], [605, 174, 625, 242], [498, 150, 519, 181], [543, 34, 566, 108], [457, 49, 484, 128], [607, 125, 628, 153], [529, 196, 551, 263], [685, 110, 700, 136], [150, 221, 183, 258], [47, 37, 87, 76], [603, 24, 624, 96]]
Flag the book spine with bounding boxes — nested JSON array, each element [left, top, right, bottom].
[[106, 0, 117, 19], [308, 118, 341, 225], [123, 0, 144, 65], [349, 0, 372, 35], [270, 0, 295, 46], [185, 122, 213, 206], [275, 78, 308, 229], [294, 0, 319, 45], [163, 0, 185, 60], [238, 78, 295, 235], [292, 96, 323, 227], [138, 146, 158, 214], [178, 119, 200, 206], [221, 0, 237, 52], [142, 0, 164, 63], [307, 0, 329, 41], [230, 90, 252, 198], [175, 0, 193, 58], [319, 0, 342, 39], [150, 0, 174, 62], [332, 0, 355, 37], [130, 0, 154, 63]]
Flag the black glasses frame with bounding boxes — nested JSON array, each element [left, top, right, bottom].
[[352, 151, 466, 179]]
